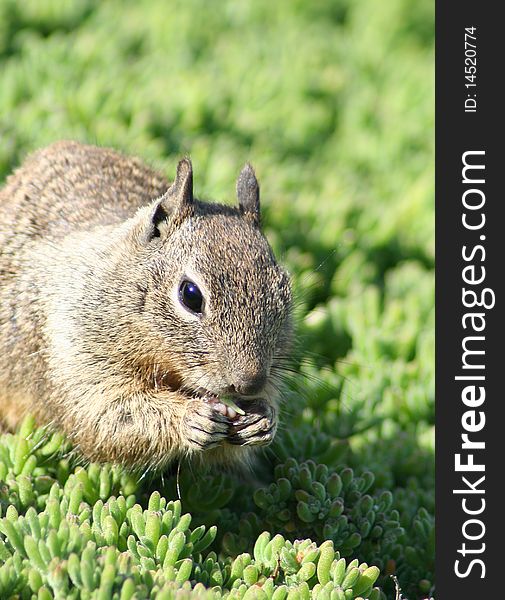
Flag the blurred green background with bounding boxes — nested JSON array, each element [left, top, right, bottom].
[[0, 0, 434, 598]]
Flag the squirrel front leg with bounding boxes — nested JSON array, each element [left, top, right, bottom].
[[65, 389, 272, 468], [65, 389, 228, 468], [71, 389, 235, 467]]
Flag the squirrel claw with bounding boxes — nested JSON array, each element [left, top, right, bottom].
[[183, 401, 231, 451], [227, 400, 277, 447]]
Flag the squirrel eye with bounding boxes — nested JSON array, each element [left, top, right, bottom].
[[179, 279, 204, 315]]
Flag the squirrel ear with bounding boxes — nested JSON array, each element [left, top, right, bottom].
[[165, 157, 194, 211], [236, 163, 260, 226], [146, 158, 194, 240]]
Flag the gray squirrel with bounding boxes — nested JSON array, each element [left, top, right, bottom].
[[0, 141, 293, 470]]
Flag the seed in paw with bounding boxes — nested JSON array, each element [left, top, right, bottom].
[[204, 396, 238, 420], [214, 402, 227, 416]]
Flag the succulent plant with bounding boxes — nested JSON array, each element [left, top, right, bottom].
[[251, 460, 403, 568]]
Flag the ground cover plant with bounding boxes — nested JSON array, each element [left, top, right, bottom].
[[0, 0, 434, 598]]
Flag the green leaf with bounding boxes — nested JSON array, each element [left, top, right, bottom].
[[317, 541, 335, 585]]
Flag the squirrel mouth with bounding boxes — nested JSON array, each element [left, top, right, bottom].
[[153, 370, 244, 419], [189, 387, 244, 420]]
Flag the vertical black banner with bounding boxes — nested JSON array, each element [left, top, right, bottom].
[[437, 2, 502, 598]]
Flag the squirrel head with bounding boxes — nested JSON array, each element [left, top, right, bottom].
[[111, 159, 293, 450]]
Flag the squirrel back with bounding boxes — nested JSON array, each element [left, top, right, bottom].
[[0, 140, 168, 239], [0, 141, 292, 470]]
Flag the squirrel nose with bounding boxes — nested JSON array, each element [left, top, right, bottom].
[[231, 370, 267, 396]]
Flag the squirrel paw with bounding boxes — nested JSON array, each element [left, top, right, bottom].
[[182, 401, 231, 450], [227, 399, 277, 447]]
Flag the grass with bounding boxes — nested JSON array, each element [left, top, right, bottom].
[[0, 0, 434, 598]]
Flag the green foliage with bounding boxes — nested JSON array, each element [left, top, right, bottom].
[[252, 460, 403, 565], [0, 418, 384, 599], [0, 0, 434, 598]]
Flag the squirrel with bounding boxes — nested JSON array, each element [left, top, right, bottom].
[[0, 141, 293, 470]]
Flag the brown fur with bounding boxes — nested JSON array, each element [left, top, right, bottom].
[[0, 141, 292, 470]]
